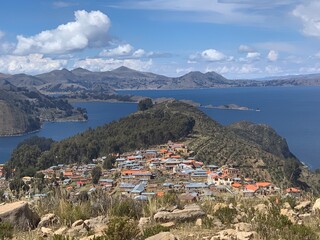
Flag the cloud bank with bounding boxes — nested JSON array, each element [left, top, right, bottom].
[[14, 10, 111, 55]]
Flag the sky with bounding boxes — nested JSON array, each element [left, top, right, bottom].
[[0, 0, 320, 79]]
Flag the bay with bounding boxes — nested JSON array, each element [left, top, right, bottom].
[[119, 87, 320, 170], [0, 102, 137, 164]]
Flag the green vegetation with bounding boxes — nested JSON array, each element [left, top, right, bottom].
[[214, 207, 237, 225], [0, 221, 13, 240], [138, 98, 153, 111], [92, 166, 102, 184], [143, 225, 170, 239]]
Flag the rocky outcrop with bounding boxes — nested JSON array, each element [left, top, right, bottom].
[[0, 201, 40, 230], [146, 232, 178, 240], [154, 204, 205, 222], [38, 213, 59, 228], [312, 198, 320, 212]]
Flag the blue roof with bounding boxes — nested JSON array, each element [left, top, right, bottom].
[[131, 181, 147, 194], [119, 182, 135, 188], [185, 182, 208, 188]]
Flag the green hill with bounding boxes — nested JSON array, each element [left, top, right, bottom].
[[5, 100, 319, 192]]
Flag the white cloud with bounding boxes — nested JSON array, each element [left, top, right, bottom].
[[265, 65, 282, 74], [133, 49, 146, 58], [0, 54, 67, 74], [100, 44, 134, 57], [74, 58, 152, 72], [267, 50, 278, 61], [0, 31, 5, 40], [293, 1, 320, 38], [246, 52, 260, 60], [238, 44, 254, 53], [14, 10, 111, 55], [201, 49, 227, 61], [53, 1, 78, 8], [238, 64, 259, 74], [176, 67, 194, 74]]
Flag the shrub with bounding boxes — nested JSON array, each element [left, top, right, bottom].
[[143, 224, 170, 239], [103, 217, 140, 240], [214, 207, 237, 225], [109, 197, 143, 220], [0, 221, 13, 239]]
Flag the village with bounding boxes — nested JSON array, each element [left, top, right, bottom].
[[0, 141, 302, 203]]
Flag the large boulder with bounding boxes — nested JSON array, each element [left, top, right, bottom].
[[145, 232, 178, 240], [154, 204, 205, 222], [294, 201, 311, 211], [312, 198, 320, 212], [38, 213, 59, 228], [0, 201, 40, 230]]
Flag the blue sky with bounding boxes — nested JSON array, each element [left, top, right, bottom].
[[0, 0, 320, 78]]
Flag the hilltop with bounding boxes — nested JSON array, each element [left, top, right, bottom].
[[5, 100, 318, 192], [1, 67, 320, 94]]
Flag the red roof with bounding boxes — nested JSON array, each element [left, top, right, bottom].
[[256, 182, 272, 187], [232, 182, 242, 188], [285, 187, 300, 193], [245, 184, 258, 192]]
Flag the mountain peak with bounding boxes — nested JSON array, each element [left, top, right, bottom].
[[111, 66, 136, 73]]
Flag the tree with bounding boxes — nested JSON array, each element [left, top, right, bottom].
[[138, 98, 153, 111], [92, 166, 102, 184], [103, 155, 116, 170]]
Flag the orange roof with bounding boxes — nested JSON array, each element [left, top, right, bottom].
[[285, 188, 300, 193], [159, 149, 168, 153], [127, 156, 136, 160], [171, 155, 181, 159], [122, 170, 151, 175], [245, 184, 258, 192], [64, 171, 73, 177], [256, 182, 272, 187], [232, 182, 242, 188], [157, 191, 165, 197]]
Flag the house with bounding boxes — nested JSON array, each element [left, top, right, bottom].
[[131, 181, 147, 195], [185, 182, 208, 193], [285, 188, 301, 198], [191, 170, 208, 182], [119, 182, 136, 193]]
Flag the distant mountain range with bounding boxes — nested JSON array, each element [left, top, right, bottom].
[[1, 67, 320, 94]]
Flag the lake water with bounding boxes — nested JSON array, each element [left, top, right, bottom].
[[0, 87, 319, 170], [0, 102, 137, 164]]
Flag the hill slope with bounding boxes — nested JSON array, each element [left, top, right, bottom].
[[0, 86, 86, 136], [6, 100, 318, 191]]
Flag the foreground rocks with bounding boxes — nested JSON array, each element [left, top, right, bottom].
[[154, 204, 205, 222], [0, 201, 40, 230]]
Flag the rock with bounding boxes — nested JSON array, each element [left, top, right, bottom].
[[67, 224, 89, 238], [213, 203, 228, 213], [139, 217, 151, 227], [294, 201, 311, 211], [0, 201, 40, 230], [72, 219, 84, 227], [54, 226, 68, 235], [83, 216, 107, 235], [254, 204, 268, 215], [283, 202, 292, 209], [145, 231, 178, 240], [195, 218, 202, 226], [38, 213, 59, 228], [154, 204, 205, 222], [234, 222, 252, 232], [41, 227, 53, 236], [280, 208, 296, 223], [312, 198, 320, 212], [213, 229, 260, 240], [161, 222, 175, 228]]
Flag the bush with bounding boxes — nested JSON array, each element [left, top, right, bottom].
[[0, 221, 13, 239], [143, 224, 170, 239], [214, 207, 237, 225], [110, 198, 143, 220], [103, 217, 140, 240]]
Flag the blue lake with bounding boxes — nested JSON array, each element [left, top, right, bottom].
[[0, 87, 319, 170]]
